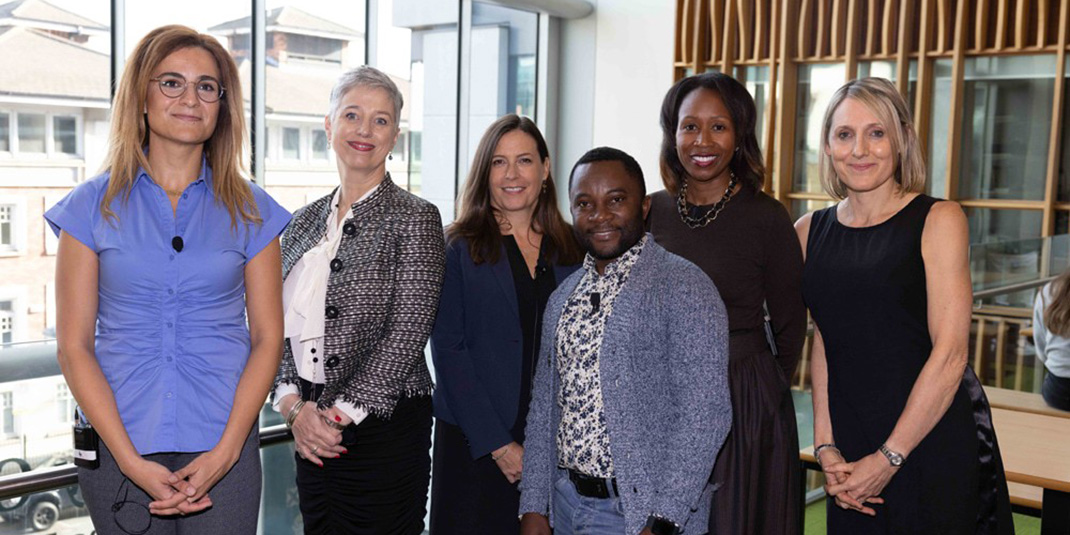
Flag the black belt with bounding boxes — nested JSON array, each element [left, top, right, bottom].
[[566, 468, 619, 499]]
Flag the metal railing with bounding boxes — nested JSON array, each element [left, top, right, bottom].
[[0, 424, 293, 502]]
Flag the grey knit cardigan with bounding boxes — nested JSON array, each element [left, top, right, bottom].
[[272, 178, 445, 418], [518, 236, 732, 534]]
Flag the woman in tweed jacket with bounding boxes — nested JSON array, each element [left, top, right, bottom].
[[271, 66, 445, 535]]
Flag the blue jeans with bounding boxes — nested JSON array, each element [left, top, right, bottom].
[[552, 473, 626, 535], [1043, 373, 1070, 411]]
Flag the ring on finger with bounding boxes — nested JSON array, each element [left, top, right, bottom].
[[311, 445, 319, 454]]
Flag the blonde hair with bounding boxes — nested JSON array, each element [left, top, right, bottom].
[[101, 24, 259, 227], [818, 77, 926, 200]]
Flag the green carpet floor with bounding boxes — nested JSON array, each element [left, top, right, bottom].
[[803, 500, 1040, 534]]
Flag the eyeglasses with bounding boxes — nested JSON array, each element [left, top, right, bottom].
[[150, 74, 225, 103]]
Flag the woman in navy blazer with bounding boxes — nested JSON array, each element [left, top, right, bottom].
[[429, 115, 582, 534]]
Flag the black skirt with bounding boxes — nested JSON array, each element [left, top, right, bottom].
[[294, 383, 432, 535]]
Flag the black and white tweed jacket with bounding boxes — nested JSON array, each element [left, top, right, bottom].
[[272, 178, 445, 418]]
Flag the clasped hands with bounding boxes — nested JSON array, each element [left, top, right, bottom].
[[818, 448, 898, 516], [282, 394, 350, 468], [123, 445, 238, 517]]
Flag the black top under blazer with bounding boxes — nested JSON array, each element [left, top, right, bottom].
[[273, 178, 446, 418], [430, 236, 579, 459]]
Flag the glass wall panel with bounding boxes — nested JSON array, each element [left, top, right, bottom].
[[790, 198, 836, 221], [958, 55, 1056, 201], [964, 207, 1043, 244], [793, 63, 846, 193], [262, 1, 365, 210], [462, 2, 539, 183], [928, 59, 953, 197], [1060, 57, 1070, 203], [387, 0, 461, 216], [0, 0, 110, 350], [1057, 210, 1069, 235], [857, 60, 918, 118], [734, 65, 771, 153]]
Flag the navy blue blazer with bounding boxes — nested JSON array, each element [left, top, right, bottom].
[[430, 236, 579, 459]]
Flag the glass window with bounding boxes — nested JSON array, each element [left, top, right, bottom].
[[1, 391, 13, 436], [282, 127, 301, 160], [0, 302, 12, 346], [53, 116, 77, 155], [17, 113, 46, 153], [1057, 211, 1069, 235], [312, 129, 329, 160], [856, 60, 918, 118], [928, 59, 953, 197], [1059, 57, 1070, 204], [0, 113, 9, 152], [958, 56, 1056, 201], [963, 207, 1043, 245], [0, 205, 12, 250], [793, 63, 846, 193], [791, 198, 836, 221], [251, 1, 365, 211], [56, 383, 74, 424], [734, 65, 771, 153], [386, 0, 460, 208], [462, 2, 539, 179]]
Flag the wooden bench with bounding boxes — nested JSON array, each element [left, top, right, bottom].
[[799, 446, 1044, 514], [985, 386, 1070, 419]]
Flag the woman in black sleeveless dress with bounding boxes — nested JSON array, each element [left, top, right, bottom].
[[796, 78, 1013, 534]]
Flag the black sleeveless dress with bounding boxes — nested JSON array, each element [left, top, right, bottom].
[[802, 195, 1014, 534]]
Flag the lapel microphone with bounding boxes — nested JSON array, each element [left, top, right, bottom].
[[590, 292, 600, 313], [172, 236, 184, 252]]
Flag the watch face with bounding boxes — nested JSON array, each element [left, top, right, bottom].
[[881, 445, 904, 466]]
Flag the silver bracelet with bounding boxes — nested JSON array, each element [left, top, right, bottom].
[[285, 400, 306, 428]]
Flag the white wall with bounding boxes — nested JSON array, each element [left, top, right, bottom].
[[555, 0, 675, 198]]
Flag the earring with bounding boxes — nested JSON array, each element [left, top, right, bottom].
[[735, 146, 740, 152], [541, 181, 548, 194], [388, 152, 393, 161]]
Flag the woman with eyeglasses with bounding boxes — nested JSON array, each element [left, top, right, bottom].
[[46, 25, 289, 535]]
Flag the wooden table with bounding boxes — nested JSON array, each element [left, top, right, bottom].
[[990, 408, 1070, 534], [986, 386, 1070, 419]]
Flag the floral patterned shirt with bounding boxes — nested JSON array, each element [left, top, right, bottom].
[[555, 235, 648, 477]]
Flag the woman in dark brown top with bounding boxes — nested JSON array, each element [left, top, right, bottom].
[[646, 71, 806, 535]]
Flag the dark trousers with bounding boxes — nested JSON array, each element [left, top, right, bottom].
[[78, 428, 261, 535], [1043, 372, 1070, 411], [295, 395, 432, 535]]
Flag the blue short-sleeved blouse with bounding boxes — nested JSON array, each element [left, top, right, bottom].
[[44, 162, 291, 454]]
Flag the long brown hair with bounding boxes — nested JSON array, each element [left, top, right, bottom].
[[1045, 270, 1070, 337], [101, 25, 259, 227], [448, 114, 581, 265]]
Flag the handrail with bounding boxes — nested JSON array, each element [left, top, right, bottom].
[[0, 424, 294, 501], [973, 275, 1057, 300]]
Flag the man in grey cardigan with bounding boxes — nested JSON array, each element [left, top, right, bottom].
[[519, 147, 732, 535]]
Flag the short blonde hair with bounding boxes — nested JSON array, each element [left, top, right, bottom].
[[818, 77, 925, 199]]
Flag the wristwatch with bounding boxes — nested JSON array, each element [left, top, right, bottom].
[[879, 443, 905, 467], [645, 514, 681, 535]]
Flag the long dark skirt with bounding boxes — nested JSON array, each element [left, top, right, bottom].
[[429, 419, 521, 534], [295, 394, 432, 535], [708, 330, 801, 535]]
